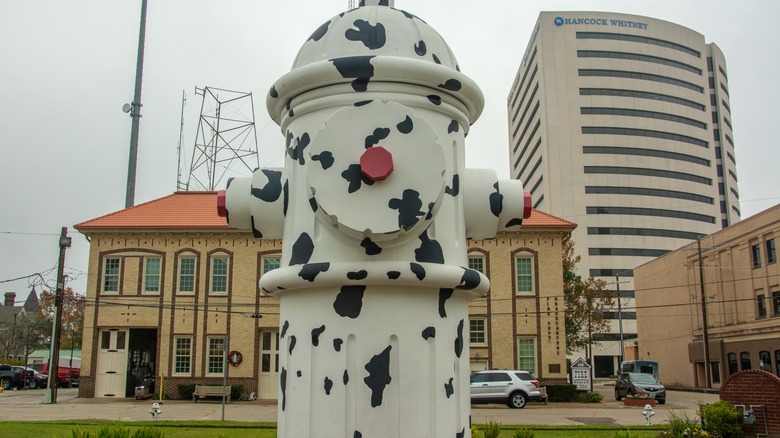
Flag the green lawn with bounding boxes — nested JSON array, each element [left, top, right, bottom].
[[0, 421, 666, 438]]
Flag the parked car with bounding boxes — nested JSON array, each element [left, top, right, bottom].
[[0, 364, 25, 390], [614, 372, 666, 404], [19, 367, 48, 389], [470, 370, 542, 408]]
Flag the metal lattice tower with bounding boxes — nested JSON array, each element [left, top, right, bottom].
[[184, 86, 259, 191]]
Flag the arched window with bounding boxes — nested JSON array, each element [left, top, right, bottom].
[[759, 351, 772, 372], [740, 352, 751, 370]]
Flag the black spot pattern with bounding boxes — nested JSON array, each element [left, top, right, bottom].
[[290, 233, 314, 265], [410, 263, 426, 280], [342, 163, 375, 193], [456, 428, 465, 438], [445, 377, 454, 398], [387, 271, 401, 279], [425, 202, 435, 220], [364, 127, 390, 148], [458, 269, 481, 290], [447, 120, 459, 134], [438, 288, 453, 318], [299, 262, 330, 282], [438, 79, 462, 91], [309, 20, 331, 42], [286, 131, 294, 148], [422, 326, 436, 340], [361, 237, 382, 256], [414, 40, 427, 56], [269, 86, 278, 99], [332, 56, 376, 92], [347, 270, 368, 280], [250, 216, 263, 238], [289, 335, 297, 355], [355, 100, 372, 107], [432, 53, 441, 64], [414, 231, 444, 264], [288, 108, 294, 118], [334, 285, 366, 319], [312, 325, 325, 347], [397, 116, 413, 134], [389, 189, 424, 230], [281, 320, 289, 338], [324, 377, 333, 395], [334, 338, 343, 352], [354, 432, 362, 438], [309, 197, 318, 212], [297, 370, 302, 377], [343, 369, 349, 385], [312, 151, 334, 170], [251, 169, 283, 202], [283, 180, 289, 216], [505, 218, 523, 227], [455, 319, 464, 358], [364, 345, 392, 408], [287, 133, 311, 165], [444, 174, 460, 196], [489, 182, 503, 217], [280, 368, 287, 411], [427, 95, 442, 105], [345, 19, 386, 49]]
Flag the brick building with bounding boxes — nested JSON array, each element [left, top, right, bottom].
[[74, 191, 575, 399]]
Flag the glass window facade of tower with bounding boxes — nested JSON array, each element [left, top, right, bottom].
[[508, 12, 740, 377]]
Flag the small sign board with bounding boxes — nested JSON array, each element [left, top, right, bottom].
[[571, 357, 592, 391]]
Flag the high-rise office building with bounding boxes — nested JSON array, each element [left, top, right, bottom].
[[509, 11, 740, 376]]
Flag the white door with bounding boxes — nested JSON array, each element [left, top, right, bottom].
[[258, 330, 279, 399], [94, 330, 128, 397]]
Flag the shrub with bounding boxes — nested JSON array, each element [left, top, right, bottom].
[[661, 409, 702, 437], [543, 384, 578, 402], [700, 401, 742, 438], [513, 428, 535, 438], [230, 384, 244, 401], [577, 391, 603, 403], [177, 384, 196, 400], [483, 420, 501, 438], [131, 428, 165, 438]]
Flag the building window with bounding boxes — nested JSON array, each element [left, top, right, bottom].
[[177, 256, 196, 294], [758, 295, 767, 318], [773, 292, 780, 316], [517, 337, 536, 374], [759, 351, 772, 373], [173, 336, 192, 375], [207, 337, 226, 375], [515, 256, 534, 295], [767, 239, 777, 264], [740, 352, 751, 370], [727, 353, 737, 375], [775, 351, 780, 377], [143, 257, 161, 293], [262, 255, 281, 274], [210, 255, 229, 294], [468, 255, 485, 274], [470, 318, 487, 345], [102, 257, 121, 293], [710, 362, 720, 384]]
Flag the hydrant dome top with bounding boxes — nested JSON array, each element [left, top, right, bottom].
[[292, 5, 459, 71], [267, 3, 485, 126]]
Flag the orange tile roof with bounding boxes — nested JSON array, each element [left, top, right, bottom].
[[75, 191, 576, 231], [74, 192, 228, 230]]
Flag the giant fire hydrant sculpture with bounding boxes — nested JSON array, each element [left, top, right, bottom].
[[218, 1, 530, 436]]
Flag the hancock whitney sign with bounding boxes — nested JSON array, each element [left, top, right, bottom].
[[554, 16, 649, 30]]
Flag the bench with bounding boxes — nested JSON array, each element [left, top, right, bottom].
[[192, 385, 231, 402]]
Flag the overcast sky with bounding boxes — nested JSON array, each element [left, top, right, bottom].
[[1, 0, 778, 298]]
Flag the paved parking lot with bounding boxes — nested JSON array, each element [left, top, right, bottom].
[[0, 383, 719, 426]]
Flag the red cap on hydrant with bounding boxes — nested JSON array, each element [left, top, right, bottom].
[[360, 146, 394, 181]]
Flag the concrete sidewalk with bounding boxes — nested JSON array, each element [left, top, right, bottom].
[[0, 387, 718, 426]]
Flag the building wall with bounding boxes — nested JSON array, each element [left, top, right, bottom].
[[79, 226, 572, 398], [635, 205, 780, 388], [508, 11, 741, 374]]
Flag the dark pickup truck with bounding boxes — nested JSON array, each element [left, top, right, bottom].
[[0, 364, 25, 390]]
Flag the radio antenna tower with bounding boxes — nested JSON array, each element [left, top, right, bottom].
[[176, 90, 188, 191], [185, 86, 259, 191]]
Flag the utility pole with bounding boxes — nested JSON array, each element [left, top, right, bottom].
[[44, 227, 71, 404], [616, 275, 625, 366], [698, 238, 712, 389], [124, 0, 148, 208]]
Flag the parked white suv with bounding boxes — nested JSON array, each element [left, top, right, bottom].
[[470, 370, 542, 408]]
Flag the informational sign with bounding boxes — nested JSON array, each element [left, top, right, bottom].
[[571, 357, 592, 391]]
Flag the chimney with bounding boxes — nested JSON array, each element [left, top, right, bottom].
[[4, 292, 16, 307]]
